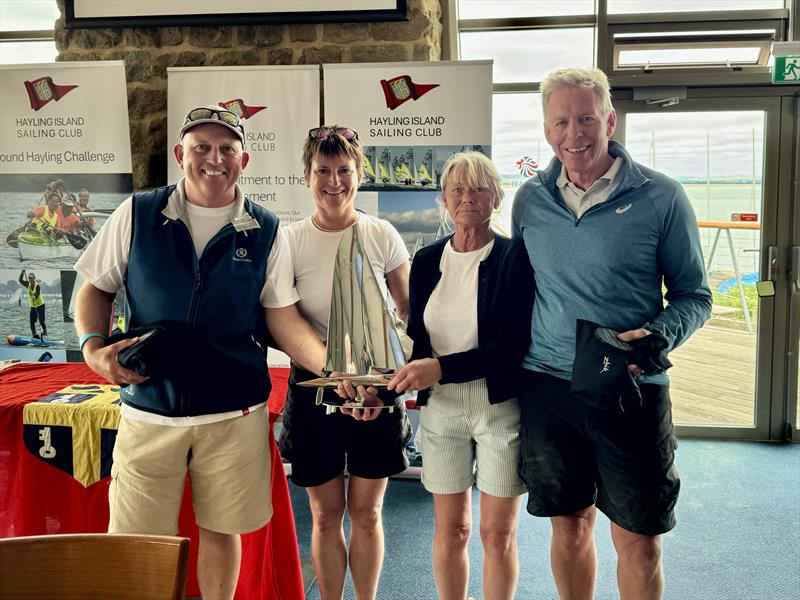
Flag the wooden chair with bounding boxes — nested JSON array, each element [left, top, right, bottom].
[[0, 533, 190, 600]]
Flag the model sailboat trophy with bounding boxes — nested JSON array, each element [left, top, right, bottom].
[[298, 221, 409, 414]]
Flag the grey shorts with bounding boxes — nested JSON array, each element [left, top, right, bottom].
[[419, 379, 525, 497]]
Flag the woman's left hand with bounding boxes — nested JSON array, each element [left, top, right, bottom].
[[387, 358, 442, 394], [336, 379, 382, 421]]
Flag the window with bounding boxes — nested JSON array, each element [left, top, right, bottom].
[[0, 0, 59, 65], [458, 0, 594, 19], [608, 0, 784, 15], [490, 93, 553, 236], [460, 28, 594, 84], [456, 0, 596, 208]]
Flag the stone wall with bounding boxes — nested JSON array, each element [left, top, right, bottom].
[[54, 0, 443, 189]]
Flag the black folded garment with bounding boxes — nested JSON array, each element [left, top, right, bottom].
[[570, 319, 673, 411], [628, 333, 673, 375], [108, 321, 204, 380], [571, 319, 641, 409]]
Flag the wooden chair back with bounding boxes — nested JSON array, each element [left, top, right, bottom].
[[0, 533, 190, 600]]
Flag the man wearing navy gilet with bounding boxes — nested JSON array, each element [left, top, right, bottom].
[[512, 69, 712, 600], [75, 106, 325, 599]]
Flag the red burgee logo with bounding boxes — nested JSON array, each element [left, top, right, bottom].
[[24, 76, 78, 111], [219, 98, 266, 120], [380, 75, 440, 110]]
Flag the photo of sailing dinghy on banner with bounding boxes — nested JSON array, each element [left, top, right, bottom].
[[0, 173, 129, 270]]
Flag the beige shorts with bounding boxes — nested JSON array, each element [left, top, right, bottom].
[[419, 379, 525, 498], [109, 406, 271, 535]]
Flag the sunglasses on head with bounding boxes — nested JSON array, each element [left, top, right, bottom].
[[308, 127, 358, 141], [184, 108, 244, 132]]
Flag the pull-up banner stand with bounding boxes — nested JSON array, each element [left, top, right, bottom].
[[0, 61, 133, 361], [322, 60, 493, 254], [167, 65, 320, 225]]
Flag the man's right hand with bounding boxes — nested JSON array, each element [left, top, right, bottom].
[[83, 337, 149, 386]]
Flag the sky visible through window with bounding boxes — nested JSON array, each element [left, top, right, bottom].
[[0, 0, 59, 64], [458, 0, 784, 18], [458, 0, 780, 183], [0, 0, 59, 31]]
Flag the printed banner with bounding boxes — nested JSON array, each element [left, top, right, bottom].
[[0, 62, 133, 360], [323, 60, 493, 252], [167, 65, 321, 225]]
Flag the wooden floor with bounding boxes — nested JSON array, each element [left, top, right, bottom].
[[669, 324, 757, 426]]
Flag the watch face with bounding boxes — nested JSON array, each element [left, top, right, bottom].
[[389, 78, 411, 100]]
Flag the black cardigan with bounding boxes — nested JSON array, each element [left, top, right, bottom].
[[407, 234, 535, 406]]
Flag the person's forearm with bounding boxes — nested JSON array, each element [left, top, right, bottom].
[[75, 282, 115, 339], [265, 304, 325, 376], [76, 282, 148, 385]]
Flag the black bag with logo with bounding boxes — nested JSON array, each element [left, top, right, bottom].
[[570, 319, 641, 409], [570, 319, 673, 411]]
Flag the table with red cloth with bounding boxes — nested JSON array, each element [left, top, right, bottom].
[[0, 361, 301, 600]]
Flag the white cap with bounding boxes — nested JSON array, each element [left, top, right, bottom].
[[179, 105, 245, 143]]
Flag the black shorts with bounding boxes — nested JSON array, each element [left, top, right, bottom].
[[277, 365, 411, 488], [518, 369, 680, 536]]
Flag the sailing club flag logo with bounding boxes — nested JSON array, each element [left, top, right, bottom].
[[219, 98, 266, 120], [380, 75, 440, 110], [516, 156, 538, 176], [24, 76, 78, 111]]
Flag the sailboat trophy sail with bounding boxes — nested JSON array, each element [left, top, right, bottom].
[[298, 221, 408, 414]]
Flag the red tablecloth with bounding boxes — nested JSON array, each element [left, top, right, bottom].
[[0, 362, 300, 600]]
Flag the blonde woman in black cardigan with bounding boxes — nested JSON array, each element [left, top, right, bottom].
[[388, 152, 534, 600]]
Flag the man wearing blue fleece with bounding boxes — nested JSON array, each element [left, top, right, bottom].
[[512, 67, 711, 600]]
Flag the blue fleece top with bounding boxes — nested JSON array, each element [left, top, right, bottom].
[[512, 140, 712, 385]]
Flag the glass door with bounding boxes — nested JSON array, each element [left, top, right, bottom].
[[616, 96, 788, 440], [787, 95, 800, 441]]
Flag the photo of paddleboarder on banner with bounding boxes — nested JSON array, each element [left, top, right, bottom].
[[0, 268, 65, 350], [0, 173, 128, 271]]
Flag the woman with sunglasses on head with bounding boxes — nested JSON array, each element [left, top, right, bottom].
[[277, 126, 411, 600], [387, 152, 535, 600]]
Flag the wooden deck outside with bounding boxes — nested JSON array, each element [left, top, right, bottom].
[[669, 324, 757, 426]]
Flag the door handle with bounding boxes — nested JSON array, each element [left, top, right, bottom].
[[791, 246, 800, 292], [757, 246, 778, 297]]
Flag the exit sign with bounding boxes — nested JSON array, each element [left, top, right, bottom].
[[773, 56, 800, 84]]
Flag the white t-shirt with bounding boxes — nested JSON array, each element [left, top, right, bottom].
[[423, 238, 494, 357], [281, 214, 409, 341], [74, 179, 297, 426]]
